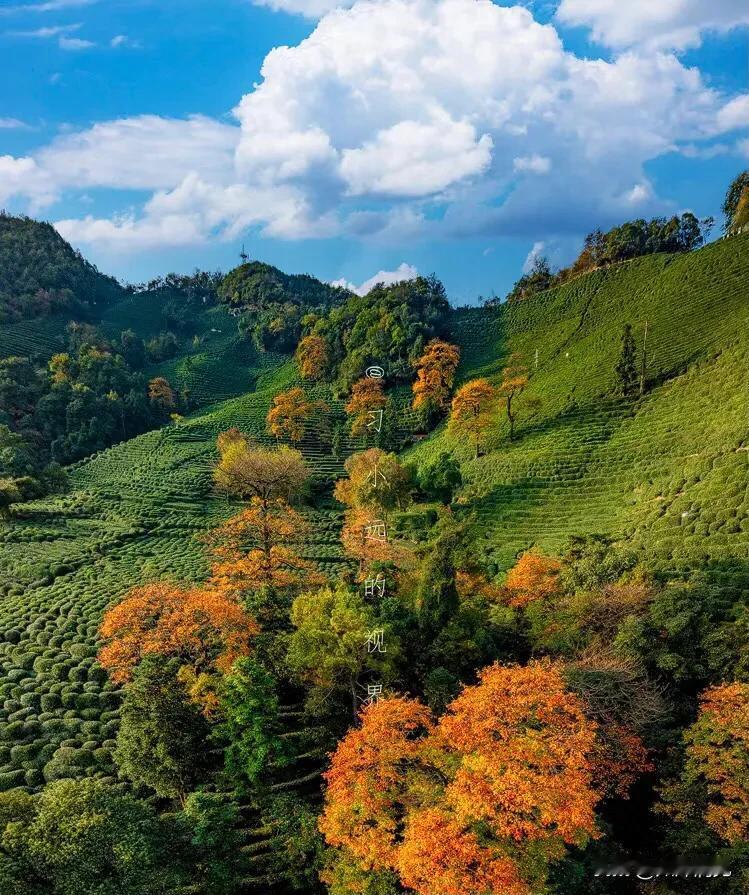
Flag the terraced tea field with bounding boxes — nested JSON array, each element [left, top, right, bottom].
[[408, 235, 749, 578], [0, 316, 66, 360], [0, 356, 361, 794]]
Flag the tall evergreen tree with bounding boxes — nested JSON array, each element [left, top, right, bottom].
[[614, 323, 638, 397]]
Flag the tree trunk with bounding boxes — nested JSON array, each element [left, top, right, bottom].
[[639, 320, 649, 397], [507, 396, 515, 440]]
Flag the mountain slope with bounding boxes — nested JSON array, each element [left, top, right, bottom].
[[407, 234, 748, 579], [0, 214, 122, 324]]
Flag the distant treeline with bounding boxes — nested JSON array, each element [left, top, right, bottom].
[[497, 170, 748, 304]]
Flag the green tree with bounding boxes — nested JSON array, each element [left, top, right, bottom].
[[506, 254, 556, 302], [0, 425, 34, 478], [0, 790, 43, 895], [115, 656, 210, 803], [287, 584, 397, 718], [722, 170, 749, 232], [0, 478, 21, 520], [1, 779, 182, 895], [179, 792, 243, 895], [614, 323, 638, 397], [217, 657, 289, 791], [419, 452, 462, 503], [260, 795, 326, 891], [416, 514, 463, 640]]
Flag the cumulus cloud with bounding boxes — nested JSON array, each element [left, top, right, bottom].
[[0, 156, 56, 211], [556, 0, 749, 50], [36, 115, 239, 192], [341, 118, 493, 197], [332, 262, 418, 295], [715, 94, 749, 133], [54, 213, 207, 252], [1, 0, 745, 251]]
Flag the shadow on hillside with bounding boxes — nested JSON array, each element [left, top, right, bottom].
[[506, 394, 633, 448]]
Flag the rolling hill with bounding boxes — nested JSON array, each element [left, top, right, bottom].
[[0, 229, 746, 889]]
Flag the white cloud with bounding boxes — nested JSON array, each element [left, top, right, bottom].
[[54, 213, 207, 252], [1, 0, 744, 253], [59, 35, 94, 49], [715, 94, 749, 133], [332, 262, 418, 295], [54, 172, 334, 249], [556, 0, 749, 51], [6, 19, 95, 48], [0, 0, 98, 13], [623, 181, 654, 204], [522, 241, 546, 272], [36, 115, 239, 191], [341, 117, 493, 197], [110, 34, 141, 49], [249, 0, 354, 17], [9, 22, 80, 37], [0, 118, 30, 129], [513, 153, 551, 174], [0, 156, 56, 211]]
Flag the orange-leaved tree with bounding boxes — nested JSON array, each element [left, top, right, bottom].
[[319, 696, 437, 872], [296, 334, 330, 380], [346, 377, 387, 436], [148, 376, 176, 411], [448, 378, 498, 458], [438, 660, 599, 847], [320, 659, 618, 895], [266, 387, 327, 443], [206, 497, 323, 596], [498, 353, 534, 440], [398, 809, 528, 895], [98, 582, 258, 685], [340, 507, 413, 573], [412, 339, 461, 425], [659, 681, 749, 846], [504, 549, 562, 608]]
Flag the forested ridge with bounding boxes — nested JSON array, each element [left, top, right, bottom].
[[0, 173, 747, 895]]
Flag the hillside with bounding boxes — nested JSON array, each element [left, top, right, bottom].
[[219, 260, 348, 311], [0, 214, 123, 323], [0, 233, 746, 891], [407, 234, 749, 583]]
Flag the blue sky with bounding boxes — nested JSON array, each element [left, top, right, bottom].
[[0, 0, 747, 304]]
